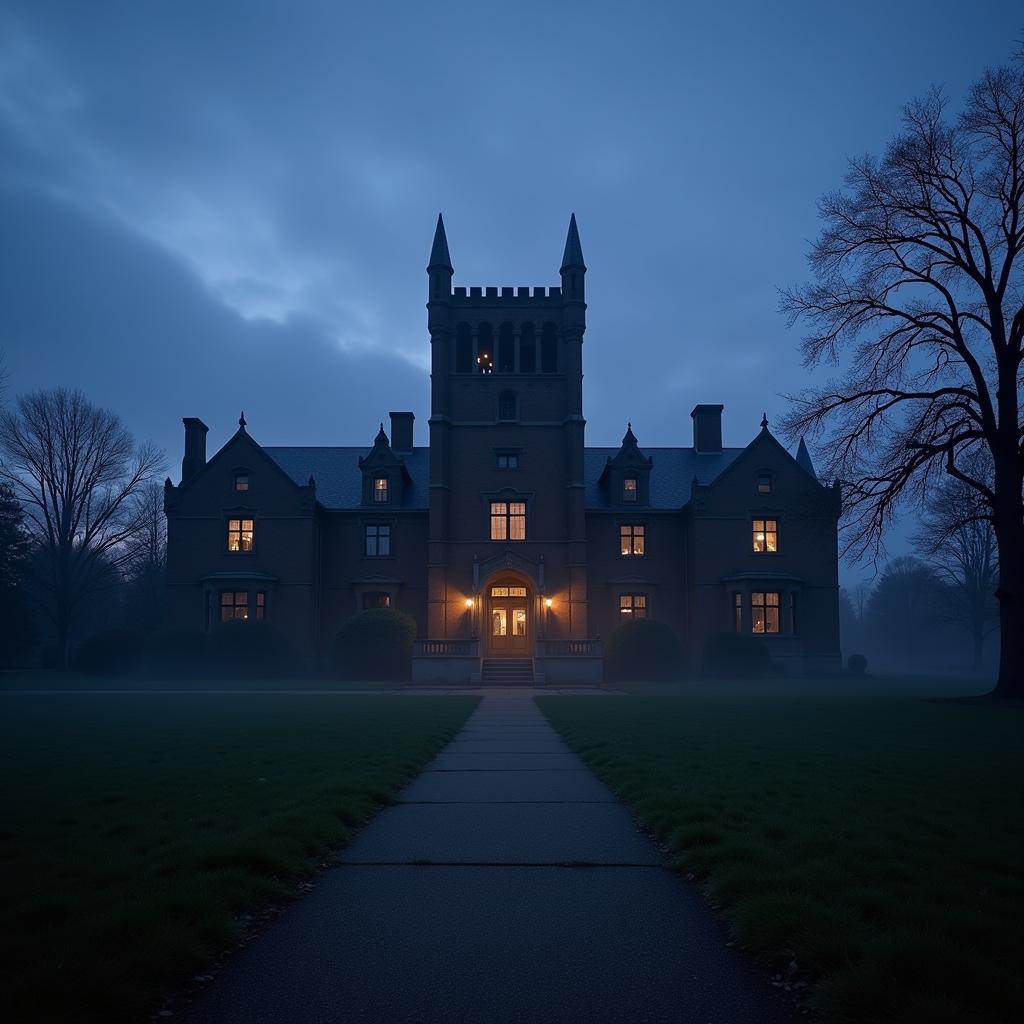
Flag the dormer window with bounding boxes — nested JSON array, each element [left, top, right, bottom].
[[373, 477, 389, 503], [234, 472, 249, 492], [498, 391, 517, 421], [756, 472, 772, 494], [623, 478, 637, 502]]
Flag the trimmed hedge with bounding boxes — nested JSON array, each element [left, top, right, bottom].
[[332, 608, 416, 681], [73, 627, 148, 675], [208, 620, 292, 678], [604, 618, 684, 682], [847, 653, 868, 675], [144, 626, 209, 677], [702, 631, 771, 677]]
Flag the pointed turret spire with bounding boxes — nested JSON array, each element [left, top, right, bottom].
[[796, 437, 816, 478], [622, 421, 637, 446], [560, 212, 586, 271], [428, 213, 453, 271], [375, 422, 389, 446], [239, 411, 247, 431], [760, 412, 769, 430]]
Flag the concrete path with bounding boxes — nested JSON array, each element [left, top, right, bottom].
[[179, 691, 793, 1024]]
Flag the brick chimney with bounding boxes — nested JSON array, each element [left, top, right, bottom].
[[691, 404, 723, 453], [181, 417, 209, 482], [389, 411, 414, 453]]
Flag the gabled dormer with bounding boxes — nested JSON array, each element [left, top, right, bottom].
[[600, 423, 653, 507], [358, 423, 411, 506]]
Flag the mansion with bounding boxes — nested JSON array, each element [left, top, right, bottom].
[[164, 216, 841, 682]]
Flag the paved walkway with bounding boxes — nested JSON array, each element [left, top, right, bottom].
[[180, 690, 793, 1023]]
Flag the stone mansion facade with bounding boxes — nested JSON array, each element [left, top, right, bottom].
[[164, 215, 842, 682]]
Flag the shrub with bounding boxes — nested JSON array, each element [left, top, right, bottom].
[[604, 618, 684, 682], [702, 632, 771, 677], [332, 608, 417, 681], [847, 653, 868, 675], [145, 626, 209, 678], [208, 620, 292, 678], [73, 627, 148, 676]]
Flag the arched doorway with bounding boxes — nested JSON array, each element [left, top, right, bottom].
[[486, 576, 531, 656]]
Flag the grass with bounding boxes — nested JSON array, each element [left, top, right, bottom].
[[537, 686, 1023, 1024], [0, 669, 430, 691], [0, 691, 478, 1023]]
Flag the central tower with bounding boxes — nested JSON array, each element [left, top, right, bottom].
[[424, 215, 589, 644]]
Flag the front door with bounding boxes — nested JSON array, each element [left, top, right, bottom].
[[488, 583, 529, 656]]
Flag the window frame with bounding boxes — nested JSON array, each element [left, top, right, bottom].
[[489, 500, 527, 542], [233, 472, 250, 493], [496, 451, 520, 470], [751, 591, 781, 634], [618, 593, 648, 618], [220, 590, 249, 622], [226, 517, 255, 554], [756, 472, 772, 495], [498, 390, 517, 421], [362, 591, 392, 610], [752, 517, 778, 554], [373, 476, 389, 503], [619, 523, 646, 557], [364, 523, 392, 557], [622, 477, 638, 502]]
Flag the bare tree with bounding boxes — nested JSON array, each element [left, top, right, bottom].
[[0, 388, 165, 667], [781, 60, 1024, 696], [914, 477, 999, 669]]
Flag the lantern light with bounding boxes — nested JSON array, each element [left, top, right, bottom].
[[465, 598, 474, 608], [545, 598, 553, 609]]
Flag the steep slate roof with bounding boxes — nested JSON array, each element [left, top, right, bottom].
[[265, 445, 744, 512]]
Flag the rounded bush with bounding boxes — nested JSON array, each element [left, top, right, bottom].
[[847, 653, 868, 675], [145, 626, 209, 678], [73, 627, 148, 676], [702, 632, 771, 677], [332, 608, 416, 681], [208, 620, 292, 678], [604, 618, 684, 683]]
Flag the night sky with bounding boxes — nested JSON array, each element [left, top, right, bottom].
[[0, 1, 1018, 577]]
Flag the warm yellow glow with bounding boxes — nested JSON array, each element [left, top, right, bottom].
[[465, 598, 474, 608], [545, 597, 553, 608]]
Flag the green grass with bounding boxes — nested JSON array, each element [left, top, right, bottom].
[[537, 689, 1023, 1024], [0, 692, 478, 1023], [0, 669, 429, 691]]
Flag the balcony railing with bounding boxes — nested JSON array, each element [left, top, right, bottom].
[[535, 638, 602, 657], [414, 639, 479, 657]]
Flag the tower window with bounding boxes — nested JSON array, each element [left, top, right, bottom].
[[620, 524, 645, 556], [541, 323, 558, 372], [619, 594, 647, 618], [623, 478, 637, 502], [757, 472, 773, 494], [498, 391, 517, 421], [752, 518, 778, 553], [751, 591, 780, 634], [373, 476, 389, 503], [365, 524, 391, 557], [456, 323, 473, 372], [490, 501, 526, 541], [477, 322, 494, 374], [227, 518, 254, 552], [519, 323, 536, 373]]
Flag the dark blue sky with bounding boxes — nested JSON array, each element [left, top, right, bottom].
[[0, 1, 1018, 576]]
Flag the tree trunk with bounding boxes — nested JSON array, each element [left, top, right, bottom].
[[993, 506, 1024, 698], [972, 622, 984, 672]]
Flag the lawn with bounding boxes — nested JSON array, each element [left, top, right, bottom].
[[0, 692, 477, 1023], [537, 688, 1023, 1024]]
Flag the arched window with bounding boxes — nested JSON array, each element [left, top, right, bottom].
[[455, 323, 472, 372], [498, 322, 515, 372], [519, 322, 536, 373], [541, 323, 558, 373], [477, 322, 494, 374], [498, 390, 517, 421]]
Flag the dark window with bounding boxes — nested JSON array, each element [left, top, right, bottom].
[[477, 322, 494, 374], [496, 453, 519, 470], [498, 390, 517, 420], [255, 591, 266, 621], [756, 472, 772, 494], [753, 518, 778, 553], [220, 590, 249, 622], [751, 591, 780, 634], [227, 518, 254, 552], [456, 323, 472, 372], [620, 525, 645, 556], [362, 592, 392, 609], [365, 524, 391, 557], [498, 323, 515, 372], [623, 477, 637, 502], [733, 592, 742, 632], [490, 501, 526, 541], [373, 476, 389, 503], [519, 323, 536, 373], [619, 593, 647, 618], [234, 473, 249, 492], [541, 323, 557, 372]]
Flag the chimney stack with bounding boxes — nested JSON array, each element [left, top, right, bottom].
[[389, 411, 414, 453], [181, 417, 209, 482], [691, 404, 723, 453]]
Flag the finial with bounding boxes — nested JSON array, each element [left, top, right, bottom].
[[760, 412, 768, 430], [308, 474, 315, 487], [627, 421, 632, 431], [239, 411, 247, 430]]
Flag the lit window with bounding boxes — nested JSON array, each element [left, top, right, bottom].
[[496, 453, 519, 470], [498, 390, 517, 420], [227, 518, 254, 552], [751, 592, 780, 634], [734, 592, 742, 632], [752, 518, 778, 553], [362, 592, 391, 609], [619, 593, 647, 618], [373, 476, 389, 503], [234, 473, 249, 492], [490, 585, 527, 597], [365, 524, 391, 557], [490, 501, 526, 541], [255, 591, 266, 621], [220, 591, 249, 622], [756, 472, 772, 494], [623, 478, 637, 502], [620, 525, 645, 556]]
